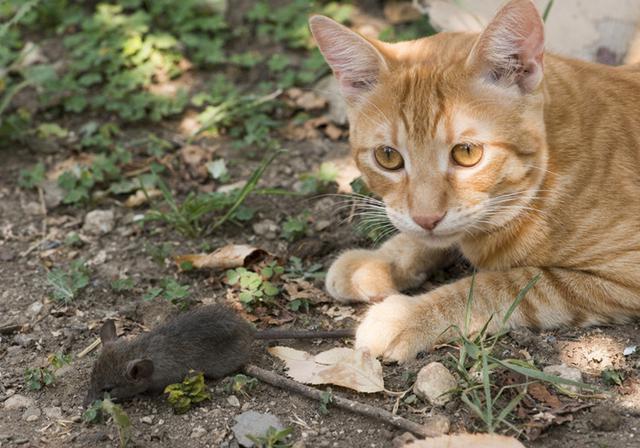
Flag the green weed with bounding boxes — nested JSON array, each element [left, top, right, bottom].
[[298, 162, 338, 195], [226, 262, 284, 311], [164, 370, 211, 414], [450, 274, 596, 434], [47, 259, 91, 302], [83, 396, 131, 448], [225, 374, 259, 398], [281, 212, 310, 242], [143, 149, 284, 237], [24, 352, 71, 390], [143, 277, 191, 310], [247, 427, 293, 448]]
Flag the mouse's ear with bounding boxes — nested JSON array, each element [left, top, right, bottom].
[[99, 320, 117, 345], [126, 359, 154, 382]]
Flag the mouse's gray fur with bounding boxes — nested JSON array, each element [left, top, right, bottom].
[[85, 305, 254, 404]]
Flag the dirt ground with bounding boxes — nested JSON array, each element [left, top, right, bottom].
[[2, 136, 640, 448]]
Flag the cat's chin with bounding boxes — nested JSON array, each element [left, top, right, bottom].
[[405, 230, 462, 248]]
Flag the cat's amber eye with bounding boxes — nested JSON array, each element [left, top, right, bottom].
[[374, 146, 404, 171], [451, 143, 483, 167]]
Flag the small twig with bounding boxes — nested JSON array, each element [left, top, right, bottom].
[[243, 364, 437, 438], [77, 337, 101, 358], [0, 322, 24, 335]]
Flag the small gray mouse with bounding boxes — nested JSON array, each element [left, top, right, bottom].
[[85, 304, 353, 404]]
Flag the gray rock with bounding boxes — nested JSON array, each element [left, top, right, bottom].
[[252, 219, 278, 240], [83, 209, 115, 235], [413, 362, 457, 406], [190, 426, 207, 438], [22, 201, 42, 216], [227, 395, 241, 408], [42, 180, 65, 209], [590, 406, 622, 431], [43, 407, 62, 419], [422, 413, 450, 435], [542, 364, 583, 393], [22, 407, 41, 421], [141, 415, 154, 425], [232, 411, 285, 447], [26, 301, 43, 317], [3, 394, 35, 410], [0, 247, 16, 262], [13, 334, 34, 348]]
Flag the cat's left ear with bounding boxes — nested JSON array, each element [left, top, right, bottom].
[[467, 0, 544, 93], [309, 15, 388, 102]]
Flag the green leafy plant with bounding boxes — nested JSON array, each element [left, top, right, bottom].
[[24, 352, 71, 390], [47, 259, 90, 302], [602, 368, 624, 386], [164, 370, 211, 414], [18, 162, 45, 189], [450, 274, 596, 434], [144, 277, 191, 309], [225, 374, 259, 398], [298, 162, 338, 194], [281, 212, 310, 242], [284, 256, 325, 281], [111, 277, 136, 292], [83, 396, 131, 448], [226, 262, 284, 310], [319, 388, 333, 415], [247, 427, 293, 448]]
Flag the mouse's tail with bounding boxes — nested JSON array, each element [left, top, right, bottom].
[[255, 328, 355, 340]]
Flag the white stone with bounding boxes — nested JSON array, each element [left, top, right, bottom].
[[3, 394, 35, 410], [22, 407, 41, 421], [141, 416, 154, 425], [232, 411, 285, 447], [190, 426, 207, 438], [543, 364, 583, 393], [227, 395, 240, 408], [43, 407, 62, 419], [413, 362, 457, 406], [83, 209, 115, 235]]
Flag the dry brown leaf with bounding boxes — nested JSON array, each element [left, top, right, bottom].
[[322, 304, 357, 322], [180, 144, 213, 178], [47, 154, 95, 180], [395, 434, 525, 448], [268, 346, 384, 393], [124, 188, 162, 208], [528, 383, 562, 409], [283, 280, 330, 305], [174, 244, 266, 270]]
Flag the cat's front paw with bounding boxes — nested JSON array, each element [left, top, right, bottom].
[[325, 249, 398, 303], [355, 294, 430, 363]]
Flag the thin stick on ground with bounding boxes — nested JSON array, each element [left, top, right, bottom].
[[243, 364, 438, 438]]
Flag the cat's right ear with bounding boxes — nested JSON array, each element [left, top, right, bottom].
[[309, 16, 388, 101], [99, 320, 117, 345]]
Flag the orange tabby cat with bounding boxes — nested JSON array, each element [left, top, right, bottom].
[[309, 0, 640, 362]]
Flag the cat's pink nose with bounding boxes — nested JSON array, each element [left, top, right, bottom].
[[412, 213, 446, 231]]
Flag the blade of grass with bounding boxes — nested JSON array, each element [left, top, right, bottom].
[[490, 357, 597, 391], [543, 0, 555, 22], [208, 149, 285, 232]]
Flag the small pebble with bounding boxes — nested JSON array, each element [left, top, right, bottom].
[[141, 416, 154, 425], [413, 362, 457, 406]]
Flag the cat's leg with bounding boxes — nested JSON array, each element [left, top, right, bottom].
[[325, 233, 453, 303], [356, 266, 640, 362]]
